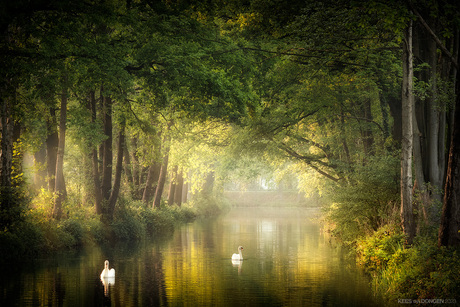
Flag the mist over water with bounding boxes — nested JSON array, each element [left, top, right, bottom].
[[0, 207, 381, 306]]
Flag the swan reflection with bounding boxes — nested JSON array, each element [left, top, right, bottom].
[[232, 258, 243, 274], [101, 276, 115, 297], [100, 260, 115, 297]]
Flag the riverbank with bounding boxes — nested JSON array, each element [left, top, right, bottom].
[[0, 195, 228, 264], [352, 225, 460, 303]]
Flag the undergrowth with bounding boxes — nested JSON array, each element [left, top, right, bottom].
[[0, 191, 226, 263], [354, 225, 460, 302]]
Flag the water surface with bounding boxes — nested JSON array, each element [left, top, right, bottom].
[[1, 207, 381, 306]]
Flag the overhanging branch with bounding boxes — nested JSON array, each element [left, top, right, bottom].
[[279, 143, 340, 182]]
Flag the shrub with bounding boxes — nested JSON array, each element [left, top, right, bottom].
[[61, 218, 84, 246], [324, 154, 400, 243], [86, 217, 106, 243], [355, 224, 404, 272], [111, 206, 144, 241], [190, 194, 230, 218]]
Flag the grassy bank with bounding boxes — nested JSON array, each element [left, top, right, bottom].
[[354, 226, 460, 302], [0, 194, 228, 264], [322, 155, 460, 303], [326, 209, 460, 303]]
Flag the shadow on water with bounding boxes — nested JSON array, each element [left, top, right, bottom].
[[0, 207, 384, 306]]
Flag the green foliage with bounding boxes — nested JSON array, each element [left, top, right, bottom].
[[356, 226, 460, 301], [325, 154, 400, 243], [0, 221, 44, 262], [111, 206, 145, 241], [356, 225, 405, 272], [138, 206, 175, 236], [374, 242, 460, 300], [60, 218, 84, 246], [189, 194, 230, 218]]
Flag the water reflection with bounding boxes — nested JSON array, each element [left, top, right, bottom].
[[0, 208, 382, 306], [101, 276, 115, 297], [160, 207, 381, 306]]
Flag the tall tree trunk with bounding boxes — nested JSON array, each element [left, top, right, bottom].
[[53, 88, 68, 219], [339, 103, 351, 165], [174, 170, 184, 207], [379, 94, 390, 140], [168, 165, 178, 205], [0, 95, 13, 228], [123, 146, 133, 185], [362, 97, 375, 156], [182, 182, 188, 203], [413, 104, 430, 224], [427, 29, 442, 209], [101, 96, 113, 206], [107, 124, 125, 221], [142, 161, 161, 204], [89, 91, 103, 215], [153, 123, 172, 208], [401, 20, 416, 244], [46, 106, 58, 192], [92, 149, 103, 215], [33, 143, 47, 190], [438, 72, 460, 247], [131, 136, 141, 199], [153, 150, 169, 208]]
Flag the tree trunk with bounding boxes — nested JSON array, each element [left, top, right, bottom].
[[438, 72, 460, 247], [174, 171, 184, 206], [413, 105, 430, 224], [401, 20, 416, 245], [92, 148, 103, 215], [427, 30, 442, 208], [379, 93, 390, 140], [101, 96, 113, 206], [362, 97, 374, 156], [339, 104, 351, 165], [131, 136, 141, 199], [33, 143, 47, 190], [46, 106, 58, 192], [53, 89, 68, 219], [123, 145, 133, 185], [182, 182, 188, 203], [168, 165, 178, 205], [153, 123, 172, 208], [153, 150, 169, 208], [142, 161, 161, 204], [89, 91, 103, 215], [107, 124, 125, 221], [0, 96, 13, 222]]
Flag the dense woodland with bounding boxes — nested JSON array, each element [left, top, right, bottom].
[[1, 0, 460, 300]]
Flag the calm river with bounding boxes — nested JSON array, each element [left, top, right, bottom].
[[1, 207, 382, 306]]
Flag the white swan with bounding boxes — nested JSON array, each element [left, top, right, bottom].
[[100, 260, 115, 279], [232, 246, 243, 261]]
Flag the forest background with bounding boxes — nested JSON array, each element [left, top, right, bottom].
[[1, 0, 460, 301]]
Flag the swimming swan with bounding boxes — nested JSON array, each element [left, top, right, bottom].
[[232, 246, 243, 261], [100, 260, 115, 279]]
